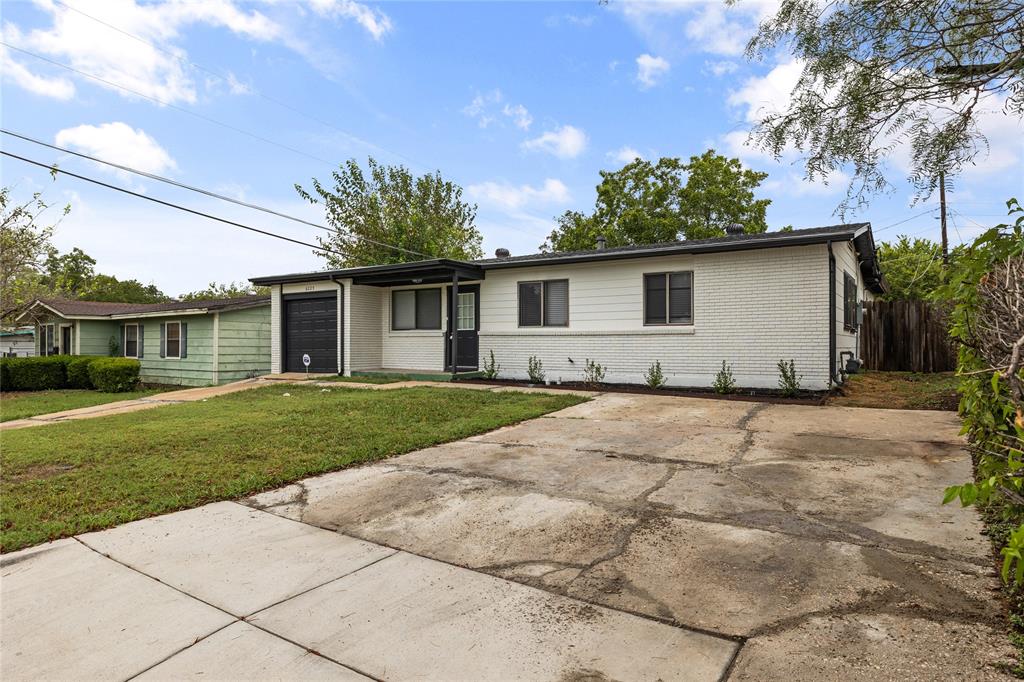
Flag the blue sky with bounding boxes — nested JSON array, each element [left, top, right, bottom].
[[3, 0, 1022, 296]]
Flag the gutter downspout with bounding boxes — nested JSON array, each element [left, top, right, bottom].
[[827, 240, 837, 387], [330, 276, 344, 376]]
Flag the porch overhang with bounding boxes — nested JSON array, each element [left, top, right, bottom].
[[250, 259, 485, 288]]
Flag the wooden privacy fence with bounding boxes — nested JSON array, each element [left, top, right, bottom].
[[860, 300, 956, 372]]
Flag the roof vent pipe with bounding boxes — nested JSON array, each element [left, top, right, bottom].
[[726, 223, 744, 235], [494, 248, 511, 259], [595, 235, 607, 250]]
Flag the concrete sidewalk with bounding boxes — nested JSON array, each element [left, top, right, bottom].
[[0, 379, 266, 431], [1, 502, 738, 681]]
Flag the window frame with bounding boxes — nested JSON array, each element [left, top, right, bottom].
[[123, 323, 140, 359], [165, 321, 182, 359], [643, 271, 694, 326], [391, 288, 442, 331], [517, 279, 569, 328], [843, 271, 858, 332], [42, 323, 55, 356]]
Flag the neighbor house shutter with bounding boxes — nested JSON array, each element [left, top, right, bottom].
[[543, 280, 569, 326], [138, 325, 144, 358], [159, 323, 166, 358], [180, 323, 188, 358], [119, 325, 126, 357]]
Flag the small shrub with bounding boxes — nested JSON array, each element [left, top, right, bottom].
[[644, 361, 666, 389], [65, 356, 98, 389], [582, 358, 606, 386], [713, 361, 736, 394], [1, 356, 67, 391], [88, 358, 141, 393], [482, 350, 500, 380], [108, 335, 120, 357], [777, 359, 802, 397], [527, 355, 545, 384]]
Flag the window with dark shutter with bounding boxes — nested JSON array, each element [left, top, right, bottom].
[[644, 272, 693, 325], [519, 280, 568, 327], [165, 322, 181, 358], [124, 324, 139, 358], [843, 272, 857, 331], [518, 282, 543, 326], [543, 280, 569, 327]]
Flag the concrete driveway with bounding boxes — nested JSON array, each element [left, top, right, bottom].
[[2, 393, 1013, 680]]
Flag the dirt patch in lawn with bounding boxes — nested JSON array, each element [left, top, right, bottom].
[[827, 371, 959, 410]]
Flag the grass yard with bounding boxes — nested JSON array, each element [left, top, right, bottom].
[[0, 384, 584, 552], [322, 374, 410, 384], [828, 371, 960, 410], [0, 388, 172, 423]]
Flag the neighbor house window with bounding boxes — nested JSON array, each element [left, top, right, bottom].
[[124, 324, 139, 358], [644, 272, 693, 325], [392, 289, 441, 330], [518, 280, 568, 327], [843, 272, 858, 331], [165, 322, 181, 359], [42, 323, 55, 355]]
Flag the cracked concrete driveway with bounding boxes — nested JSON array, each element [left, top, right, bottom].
[[244, 393, 1013, 680], [2, 392, 1013, 680]]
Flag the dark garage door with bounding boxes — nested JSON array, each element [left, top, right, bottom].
[[284, 295, 338, 373]]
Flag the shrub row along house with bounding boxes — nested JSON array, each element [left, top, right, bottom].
[[249, 224, 886, 390], [16, 296, 270, 386]]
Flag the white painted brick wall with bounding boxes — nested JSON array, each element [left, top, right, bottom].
[[348, 285, 383, 371], [269, 284, 281, 374], [479, 245, 832, 389]]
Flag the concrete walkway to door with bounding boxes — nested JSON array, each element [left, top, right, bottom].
[[1, 392, 1014, 680]]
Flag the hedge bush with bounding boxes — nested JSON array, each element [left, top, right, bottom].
[[88, 358, 141, 393], [1, 356, 68, 391], [65, 356, 97, 389]]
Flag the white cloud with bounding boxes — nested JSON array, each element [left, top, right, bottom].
[[522, 125, 588, 159], [502, 103, 533, 131], [608, 146, 643, 164], [55, 122, 177, 175], [467, 178, 571, 211], [616, 0, 779, 57], [463, 90, 532, 131], [704, 60, 738, 77], [307, 0, 393, 40], [0, 48, 75, 100], [635, 53, 669, 89], [1, 0, 391, 104]]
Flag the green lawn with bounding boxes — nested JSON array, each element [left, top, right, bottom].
[[322, 374, 410, 384], [0, 388, 172, 423], [0, 384, 584, 552]]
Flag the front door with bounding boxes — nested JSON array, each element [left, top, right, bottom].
[[61, 326, 72, 355], [445, 284, 479, 371]]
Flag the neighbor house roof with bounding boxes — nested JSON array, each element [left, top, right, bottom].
[[251, 223, 885, 293], [16, 295, 270, 321]]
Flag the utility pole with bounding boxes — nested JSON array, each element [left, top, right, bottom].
[[939, 171, 949, 268]]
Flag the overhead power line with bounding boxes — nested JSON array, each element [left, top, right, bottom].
[[49, 0, 426, 172], [0, 128, 432, 259], [0, 42, 339, 169], [872, 208, 939, 233], [2, 150, 349, 258]]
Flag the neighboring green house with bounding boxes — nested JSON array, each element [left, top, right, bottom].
[[16, 296, 271, 386]]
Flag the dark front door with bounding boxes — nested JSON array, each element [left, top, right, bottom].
[[445, 284, 479, 371], [61, 326, 72, 355], [284, 294, 338, 373]]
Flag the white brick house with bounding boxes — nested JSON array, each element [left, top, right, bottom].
[[250, 224, 886, 390]]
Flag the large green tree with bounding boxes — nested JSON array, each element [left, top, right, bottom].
[[297, 157, 483, 267], [542, 150, 770, 252], [42, 246, 167, 303], [0, 185, 67, 324], [745, 1, 1024, 210], [179, 281, 270, 301], [875, 236, 950, 301]]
